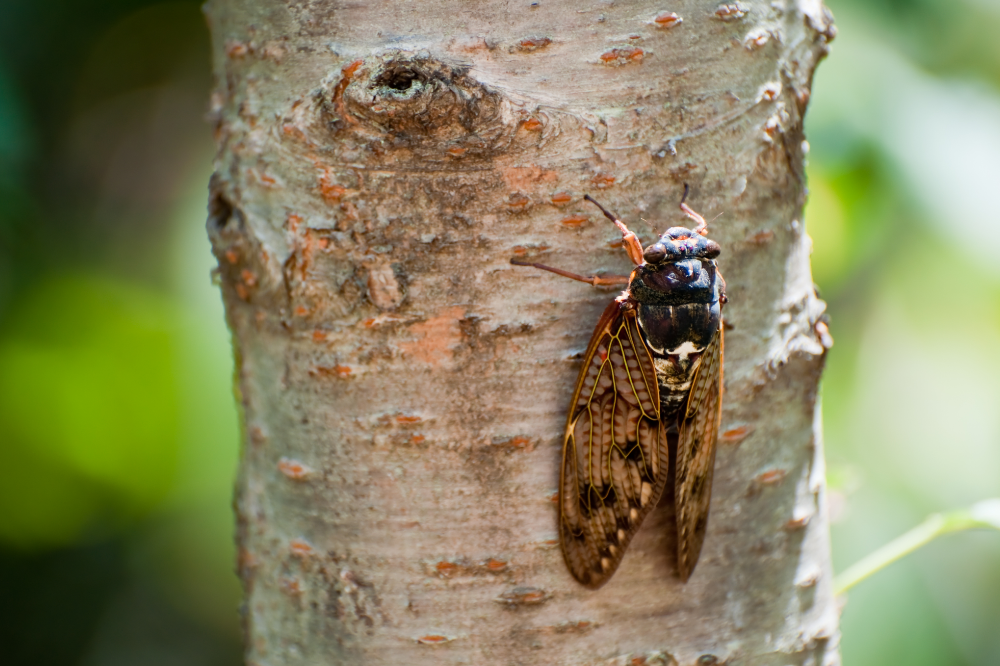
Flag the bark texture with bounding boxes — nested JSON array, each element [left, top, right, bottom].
[[205, 1, 839, 664]]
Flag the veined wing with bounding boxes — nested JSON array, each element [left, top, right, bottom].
[[559, 301, 668, 588], [675, 323, 724, 582]]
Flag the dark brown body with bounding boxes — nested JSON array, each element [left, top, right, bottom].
[[558, 225, 726, 588], [510, 193, 726, 588]]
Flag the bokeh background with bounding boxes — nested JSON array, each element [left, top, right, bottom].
[[0, 1, 997, 664]]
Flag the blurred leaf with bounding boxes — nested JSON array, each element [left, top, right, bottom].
[[0, 275, 180, 547], [804, 168, 848, 288], [825, 461, 861, 495], [0, 60, 32, 174], [829, 0, 1000, 88], [73, 2, 209, 112]]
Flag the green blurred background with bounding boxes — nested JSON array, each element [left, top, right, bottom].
[[0, 1, 997, 664]]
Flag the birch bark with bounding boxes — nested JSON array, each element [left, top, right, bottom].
[[204, 1, 839, 664]]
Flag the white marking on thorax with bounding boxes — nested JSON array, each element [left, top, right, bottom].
[[668, 340, 704, 361]]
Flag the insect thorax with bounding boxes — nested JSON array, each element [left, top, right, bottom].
[[630, 260, 723, 421]]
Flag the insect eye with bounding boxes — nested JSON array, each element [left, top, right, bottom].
[[643, 244, 667, 264], [703, 241, 721, 259]]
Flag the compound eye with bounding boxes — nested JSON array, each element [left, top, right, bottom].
[[703, 241, 721, 259], [643, 244, 667, 264]]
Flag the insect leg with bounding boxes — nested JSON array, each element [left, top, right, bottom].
[[510, 258, 629, 287], [679, 184, 708, 236], [583, 195, 644, 266]]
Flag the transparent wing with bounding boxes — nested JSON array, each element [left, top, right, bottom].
[[675, 324, 724, 582], [559, 303, 668, 588]]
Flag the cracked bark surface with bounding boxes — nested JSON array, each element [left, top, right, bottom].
[[204, 1, 840, 664]]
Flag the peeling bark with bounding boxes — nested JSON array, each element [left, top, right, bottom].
[[205, 1, 839, 664]]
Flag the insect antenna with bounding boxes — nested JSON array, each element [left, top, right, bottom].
[[679, 184, 708, 236]]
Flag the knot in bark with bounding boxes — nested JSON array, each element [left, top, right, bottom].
[[340, 52, 511, 155]]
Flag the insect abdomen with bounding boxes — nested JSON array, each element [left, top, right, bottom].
[[652, 354, 701, 422]]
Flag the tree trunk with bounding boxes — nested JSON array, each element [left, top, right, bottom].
[[204, 0, 839, 664]]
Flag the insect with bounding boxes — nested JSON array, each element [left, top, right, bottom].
[[511, 187, 726, 588]]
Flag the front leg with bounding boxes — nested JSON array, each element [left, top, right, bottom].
[[510, 258, 629, 287]]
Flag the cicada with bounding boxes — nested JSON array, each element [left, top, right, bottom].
[[512, 189, 726, 588]]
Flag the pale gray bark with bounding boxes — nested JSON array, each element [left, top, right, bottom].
[[204, 1, 839, 664]]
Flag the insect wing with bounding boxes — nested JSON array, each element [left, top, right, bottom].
[[675, 324, 724, 582], [559, 302, 668, 588]]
